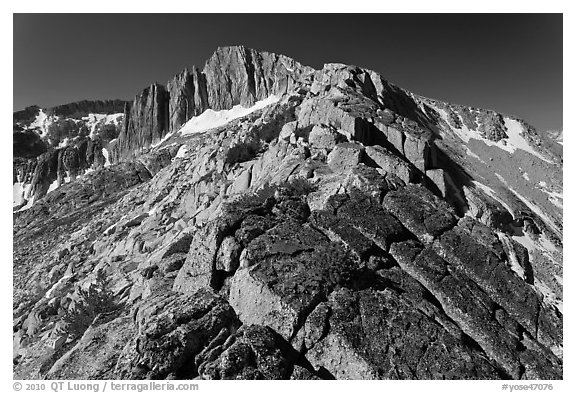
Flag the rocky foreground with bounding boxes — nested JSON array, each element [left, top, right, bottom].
[[13, 46, 562, 380]]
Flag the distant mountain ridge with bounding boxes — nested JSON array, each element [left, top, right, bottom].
[[14, 99, 128, 124]]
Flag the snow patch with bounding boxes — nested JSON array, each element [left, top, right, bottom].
[[151, 132, 174, 148], [45, 274, 73, 299], [47, 179, 59, 194], [175, 145, 188, 158], [475, 118, 552, 162], [102, 148, 111, 167], [13, 182, 29, 207], [29, 109, 51, 136], [179, 95, 280, 136], [103, 223, 117, 236], [17, 195, 35, 212], [57, 138, 71, 148], [539, 235, 559, 254], [511, 232, 536, 254], [63, 171, 72, 184]]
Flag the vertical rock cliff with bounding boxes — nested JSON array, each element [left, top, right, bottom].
[[118, 83, 169, 159]]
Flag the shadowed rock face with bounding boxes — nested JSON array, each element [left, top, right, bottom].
[[13, 46, 562, 380], [117, 84, 169, 160], [13, 130, 47, 159], [167, 67, 208, 133]]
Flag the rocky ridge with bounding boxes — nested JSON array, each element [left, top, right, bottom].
[[13, 46, 562, 380]]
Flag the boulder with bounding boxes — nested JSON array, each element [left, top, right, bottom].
[[279, 121, 297, 141], [115, 289, 239, 379], [327, 142, 364, 171], [308, 125, 344, 149], [382, 184, 457, 244], [426, 168, 447, 197], [364, 145, 414, 183], [197, 325, 290, 379], [173, 223, 222, 293], [215, 236, 242, 273]]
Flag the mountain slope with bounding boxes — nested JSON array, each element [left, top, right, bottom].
[[13, 46, 562, 380], [13, 100, 127, 210]]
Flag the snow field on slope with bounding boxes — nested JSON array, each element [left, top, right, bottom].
[[179, 95, 280, 136], [175, 145, 189, 158], [151, 132, 174, 148], [13, 183, 31, 208], [102, 148, 111, 167], [430, 105, 552, 163], [497, 118, 552, 162], [29, 109, 50, 137], [83, 113, 124, 139]]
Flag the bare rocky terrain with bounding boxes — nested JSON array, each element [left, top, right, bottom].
[[13, 46, 562, 380]]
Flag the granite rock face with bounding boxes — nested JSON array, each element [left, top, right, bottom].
[[196, 324, 291, 380], [167, 67, 208, 133], [117, 84, 169, 160], [203, 46, 314, 111], [13, 46, 563, 380]]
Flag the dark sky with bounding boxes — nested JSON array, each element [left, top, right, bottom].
[[13, 13, 562, 131]]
